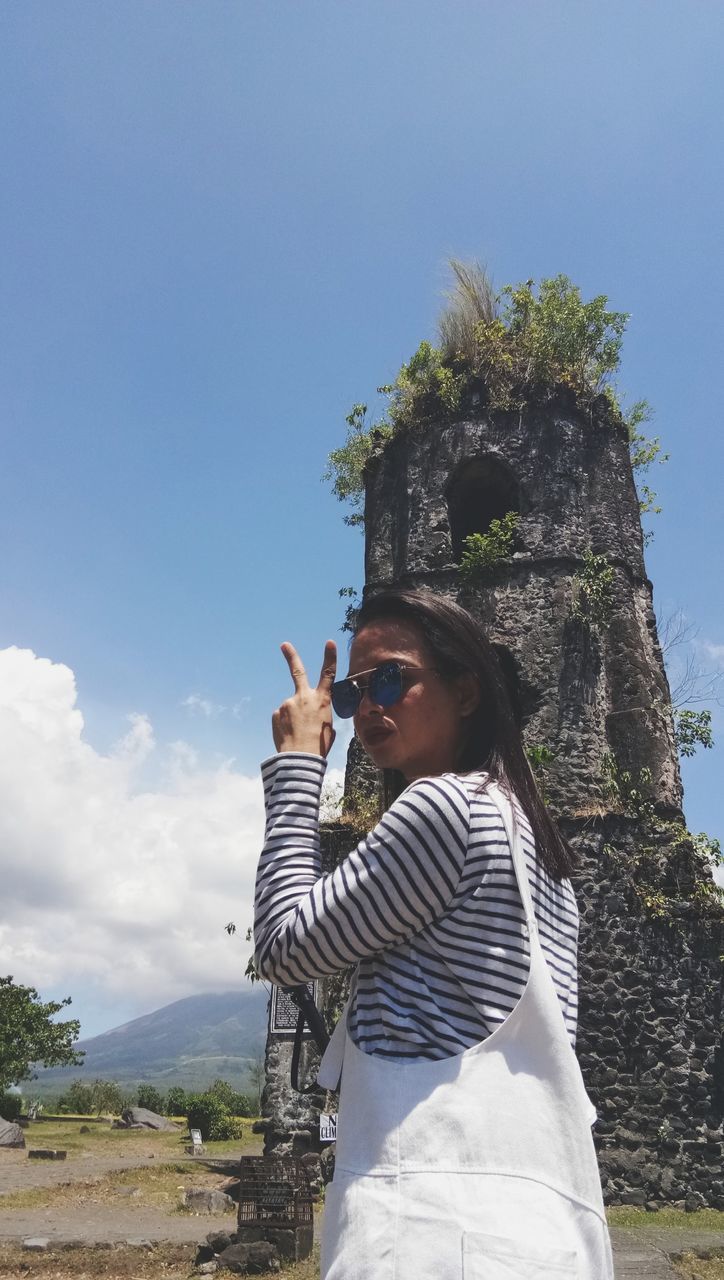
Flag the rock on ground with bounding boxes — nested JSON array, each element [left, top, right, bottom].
[[182, 1188, 235, 1214], [0, 1119, 25, 1149]]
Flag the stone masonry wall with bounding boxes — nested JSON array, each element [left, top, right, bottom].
[[356, 395, 724, 1207]]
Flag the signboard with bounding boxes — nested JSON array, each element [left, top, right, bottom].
[[257, 1181, 294, 1211], [319, 1113, 337, 1143], [190, 1128, 203, 1148], [270, 982, 319, 1036]]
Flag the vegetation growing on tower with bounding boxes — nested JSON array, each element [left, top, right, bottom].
[[325, 261, 666, 531]]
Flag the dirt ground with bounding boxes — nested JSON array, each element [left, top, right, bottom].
[[0, 1122, 320, 1278], [2, 1124, 724, 1278]]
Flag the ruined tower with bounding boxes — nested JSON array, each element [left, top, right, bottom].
[[357, 390, 724, 1208]]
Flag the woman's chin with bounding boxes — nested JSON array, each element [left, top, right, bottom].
[[362, 738, 400, 770]]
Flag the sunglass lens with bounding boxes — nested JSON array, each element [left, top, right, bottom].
[[331, 679, 360, 719], [369, 661, 403, 707]]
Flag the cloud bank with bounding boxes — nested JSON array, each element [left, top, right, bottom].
[[0, 647, 272, 1036]]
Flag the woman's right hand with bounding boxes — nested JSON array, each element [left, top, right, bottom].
[[271, 640, 337, 757]]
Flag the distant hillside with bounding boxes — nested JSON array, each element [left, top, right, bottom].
[[33, 988, 269, 1097]]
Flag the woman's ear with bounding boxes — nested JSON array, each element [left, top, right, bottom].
[[455, 672, 480, 718]]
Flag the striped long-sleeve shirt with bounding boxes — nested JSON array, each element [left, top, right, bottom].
[[254, 752, 579, 1059]]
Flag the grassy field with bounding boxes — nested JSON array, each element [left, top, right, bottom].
[[14, 1116, 262, 1159]]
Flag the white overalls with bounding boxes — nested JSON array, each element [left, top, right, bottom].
[[317, 784, 614, 1280]]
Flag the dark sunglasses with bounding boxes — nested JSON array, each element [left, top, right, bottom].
[[331, 661, 436, 719]]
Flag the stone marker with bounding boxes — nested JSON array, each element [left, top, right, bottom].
[[28, 1149, 67, 1160], [22, 1239, 51, 1251]]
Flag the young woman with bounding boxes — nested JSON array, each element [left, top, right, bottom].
[[254, 589, 613, 1280]]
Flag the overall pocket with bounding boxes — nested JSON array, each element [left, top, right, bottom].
[[462, 1231, 578, 1279]]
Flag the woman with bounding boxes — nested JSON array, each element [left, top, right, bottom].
[[254, 589, 613, 1279]]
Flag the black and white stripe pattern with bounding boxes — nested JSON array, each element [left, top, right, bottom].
[[254, 753, 579, 1059]]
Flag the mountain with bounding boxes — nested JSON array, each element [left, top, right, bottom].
[[33, 988, 269, 1096]]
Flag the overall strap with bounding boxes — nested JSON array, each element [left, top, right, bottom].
[[485, 782, 539, 937], [284, 984, 330, 1094]]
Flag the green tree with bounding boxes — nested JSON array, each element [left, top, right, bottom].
[[0, 976, 83, 1092], [164, 1086, 187, 1117], [137, 1083, 164, 1113], [673, 708, 714, 758], [88, 1079, 123, 1116], [59, 1079, 93, 1114]]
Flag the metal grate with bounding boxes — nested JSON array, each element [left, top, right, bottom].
[[237, 1156, 314, 1226]]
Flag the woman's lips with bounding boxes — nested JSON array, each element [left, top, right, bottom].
[[362, 725, 394, 747]]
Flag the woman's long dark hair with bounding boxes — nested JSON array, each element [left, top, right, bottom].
[[353, 587, 575, 881]]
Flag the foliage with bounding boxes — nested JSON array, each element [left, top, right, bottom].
[[604, 818, 724, 921], [0, 975, 83, 1092], [323, 404, 392, 528], [458, 512, 519, 581], [601, 754, 654, 821], [438, 259, 497, 364], [225, 921, 263, 986], [0, 1092, 22, 1120], [324, 265, 666, 534], [673, 708, 714, 758], [526, 744, 555, 800], [164, 1086, 187, 1117], [342, 786, 382, 831], [58, 1078, 124, 1116], [339, 585, 360, 633], [185, 1092, 244, 1141], [136, 1084, 164, 1114], [570, 550, 615, 628], [207, 1078, 253, 1117]]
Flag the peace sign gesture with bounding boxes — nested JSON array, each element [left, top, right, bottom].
[[272, 640, 337, 758]]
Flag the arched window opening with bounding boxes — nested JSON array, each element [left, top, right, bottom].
[[447, 456, 521, 562]]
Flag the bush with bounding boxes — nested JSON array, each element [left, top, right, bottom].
[[185, 1093, 244, 1142], [0, 1092, 22, 1120]]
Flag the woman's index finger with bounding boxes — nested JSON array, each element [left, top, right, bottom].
[[317, 639, 337, 692], [280, 642, 309, 691]]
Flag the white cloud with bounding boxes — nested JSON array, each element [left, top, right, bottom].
[[0, 647, 266, 1036], [702, 641, 724, 667], [182, 694, 251, 719], [181, 694, 225, 717]]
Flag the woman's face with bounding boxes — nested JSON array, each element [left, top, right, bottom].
[[348, 618, 479, 781]]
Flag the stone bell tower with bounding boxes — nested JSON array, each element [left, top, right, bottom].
[[358, 390, 724, 1209]]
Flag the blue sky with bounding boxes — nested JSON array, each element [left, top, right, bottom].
[[1, 1, 723, 1041]]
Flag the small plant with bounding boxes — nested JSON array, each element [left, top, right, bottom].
[[600, 753, 654, 821], [673, 708, 714, 758], [339, 586, 360, 633], [526, 744, 556, 799], [657, 1118, 673, 1144], [570, 550, 615, 628], [343, 787, 382, 832], [459, 512, 519, 580]]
